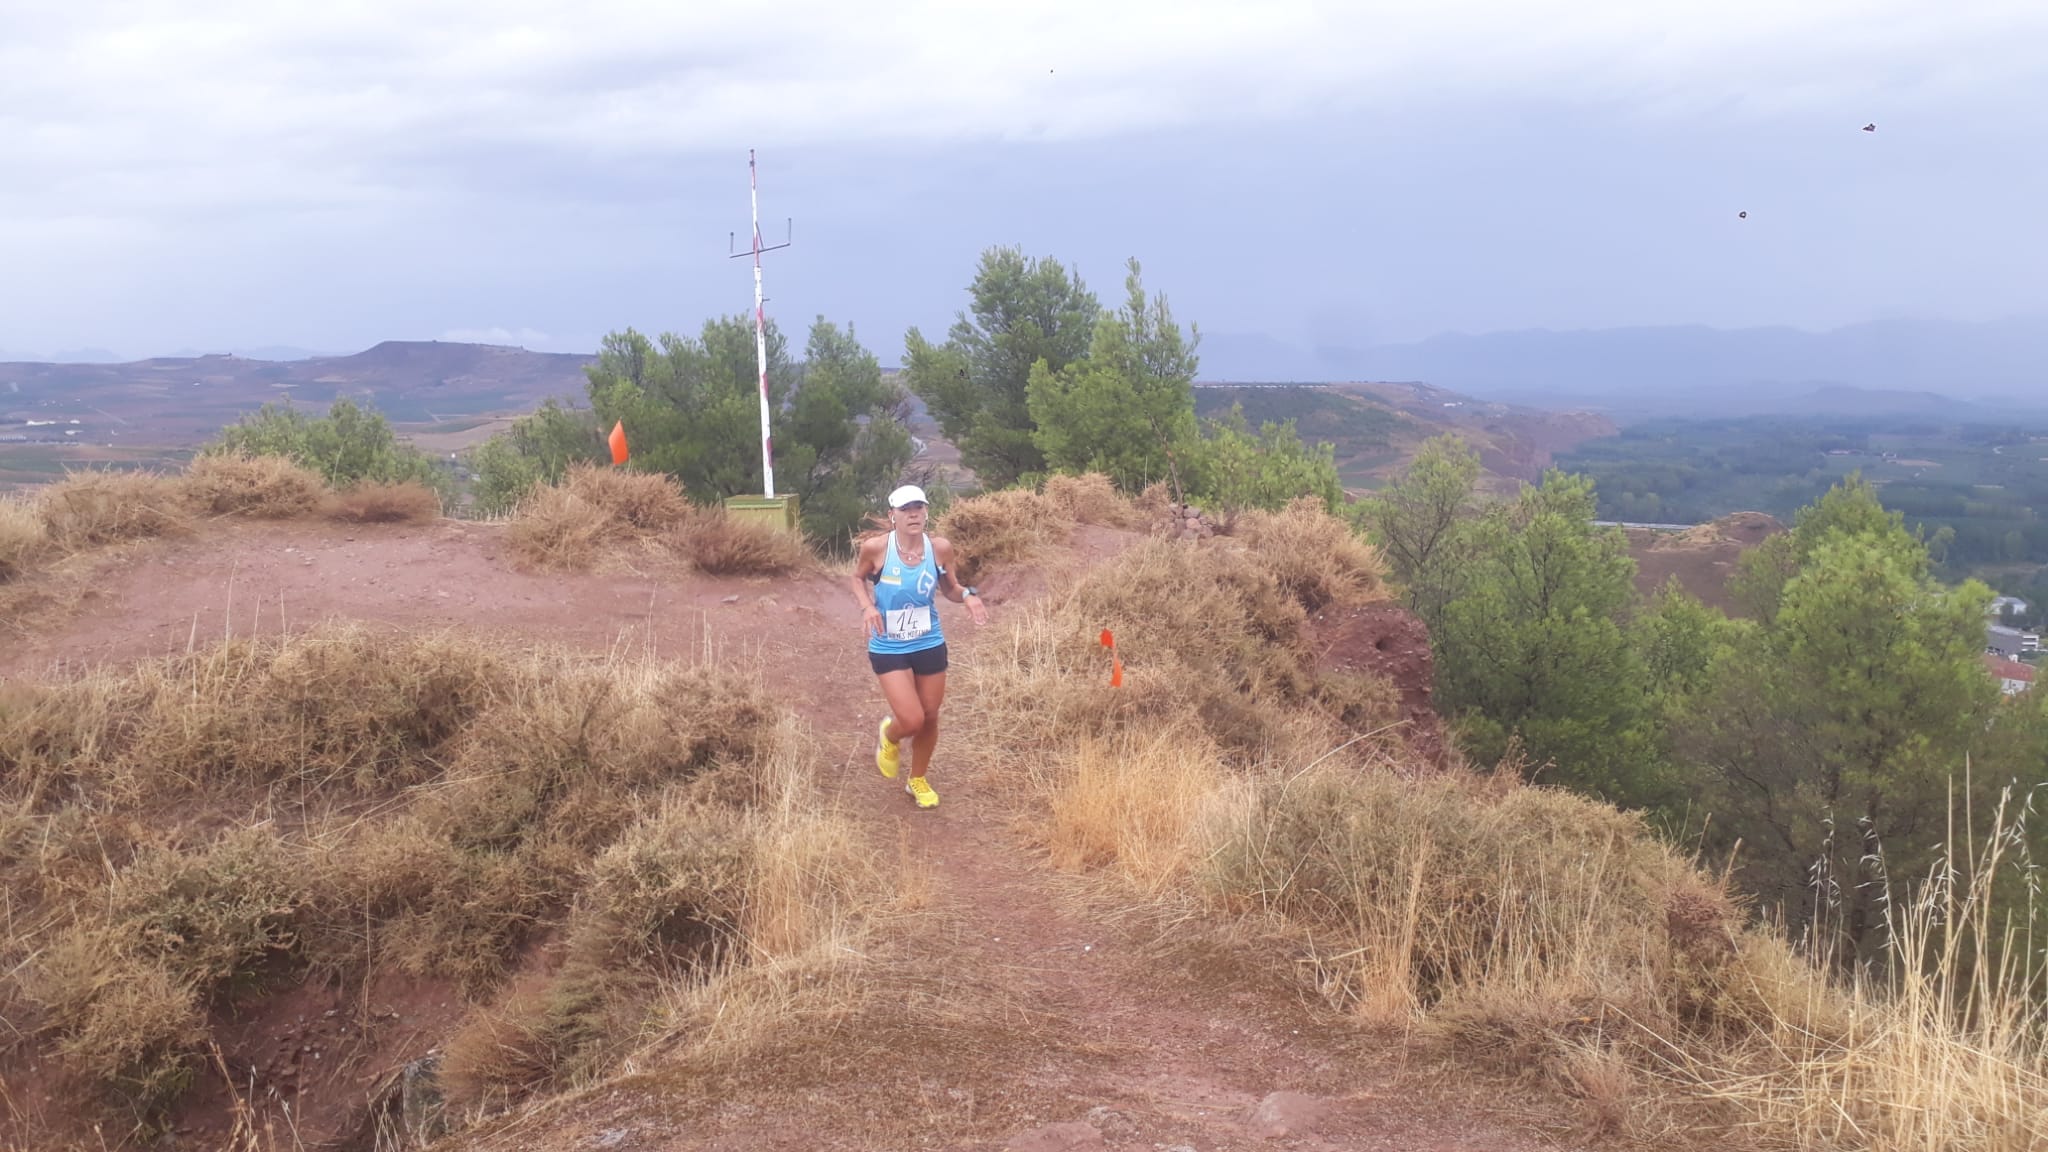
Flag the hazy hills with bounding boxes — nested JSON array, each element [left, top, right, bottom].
[[0, 341, 595, 447], [1198, 316, 2048, 420]]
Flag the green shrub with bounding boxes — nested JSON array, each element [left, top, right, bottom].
[[206, 397, 450, 493], [467, 399, 605, 517]]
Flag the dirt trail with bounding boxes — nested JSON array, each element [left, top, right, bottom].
[[3, 520, 1588, 1152]]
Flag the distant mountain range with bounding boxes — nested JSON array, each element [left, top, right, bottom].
[[1196, 317, 2048, 420], [0, 345, 336, 363], [0, 341, 595, 447]]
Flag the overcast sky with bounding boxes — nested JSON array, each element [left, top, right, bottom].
[[4, 1, 2045, 362]]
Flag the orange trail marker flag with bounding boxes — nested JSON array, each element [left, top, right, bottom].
[[1099, 629, 1122, 687], [609, 421, 629, 465]]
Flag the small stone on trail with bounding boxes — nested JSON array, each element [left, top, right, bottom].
[[1084, 1106, 1137, 1140], [721, 594, 740, 603], [1247, 1091, 1328, 1140], [1005, 1121, 1105, 1152], [591, 1129, 632, 1149]]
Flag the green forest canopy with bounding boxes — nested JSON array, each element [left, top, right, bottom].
[[1557, 414, 2048, 594]]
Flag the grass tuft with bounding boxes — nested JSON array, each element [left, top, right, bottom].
[[182, 453, 328, 519], [37, 470, 190, 551], [935, 487, 1072, 585], [506, 485, 613, 571], [562, 463, 690, 533], [323, 480, 443, 523], [1226, 495, 1387, 610], [0, 492, 49, 583], [673, 509, 814, 576], [1042, 472, 1146, 529]]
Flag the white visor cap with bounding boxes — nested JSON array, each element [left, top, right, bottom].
[[888, 484, 929, 509]]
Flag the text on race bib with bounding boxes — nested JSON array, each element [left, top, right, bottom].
[[884, 606, 931, 642]]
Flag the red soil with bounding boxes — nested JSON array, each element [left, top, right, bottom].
[[1, 518, 1596, 1152]]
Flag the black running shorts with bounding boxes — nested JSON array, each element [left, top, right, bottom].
[[868, 644, 948, 677]]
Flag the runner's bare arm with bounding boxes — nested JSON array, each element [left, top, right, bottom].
[[933, 538, 988, 624], [850, 536, 886, 635], [933, 538, 968, 602]]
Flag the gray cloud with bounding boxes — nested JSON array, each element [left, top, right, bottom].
[[3, 2, 2045, 359]]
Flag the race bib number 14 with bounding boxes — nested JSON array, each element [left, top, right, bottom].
[[884, 606, 931, 641]]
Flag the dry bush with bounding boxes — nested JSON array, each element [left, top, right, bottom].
[[1226, 495, 1388, 610], [182, 452, 328, 518], [507, 485, 613, 571], [959, 502, 1399, 779], [37, 470, 190, 551], [935, 487, 1072, 585], [965, 536, 1372, 773], [101, 828, 307, 988], [1, 492, 51, 582], [1042, 472, 1145, 529], [674, 509, 814, 576], [440, 729, 883, 1114], [563, 463, 690, 533], [38, 954, 204, 1120], [1661, 791, 2048, 1152], [112, 626, 510, 794], [572, 797, 755, 969], [506, 468, 746, 574], [25, 827, 303, 1122], [1133, 480, 1174, 520], [323, 480, 443, 523], [438, 797, 756, 1109], [1204, 768, 1722, 1026]]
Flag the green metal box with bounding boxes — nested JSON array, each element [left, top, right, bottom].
[[722, 493, 801, 532]]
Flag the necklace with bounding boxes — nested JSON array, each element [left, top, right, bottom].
[[894, 531, 924, 567]]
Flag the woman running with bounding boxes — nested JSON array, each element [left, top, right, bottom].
[[849, 484, 987, 809]]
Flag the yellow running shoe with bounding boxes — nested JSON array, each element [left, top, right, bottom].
[[875, 717, 900, 779], [905, 776, 939, 810]]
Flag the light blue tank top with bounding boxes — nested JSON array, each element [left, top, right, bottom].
[[868, 532, 946, 655]]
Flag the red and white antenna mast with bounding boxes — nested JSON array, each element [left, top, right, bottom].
[[729, 149, 792, 498]]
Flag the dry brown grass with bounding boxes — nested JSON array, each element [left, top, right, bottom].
[[965, 527, 1401, 773], [1041, 728, 1230, 895], [562, 463, 690, 533], [323, 480, 443, 523], [506, 485, 613, 571], [36, 470, 190, 552], [1227, 495, 1387, 610], [0, 492, 48, 583], [673, 509, 814, 576], [935, 487, 1073, 586], [1042, 472, 1146, 529], [505, 468, 813, 577], [0, 625, 888, 1137], [1023, 718, 2048, 1148], [183, 453, 328, 519]]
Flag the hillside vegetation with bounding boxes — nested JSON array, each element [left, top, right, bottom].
[[961, 484, 2046, 1151], [1558, 413, 2048, 604], [0, 626, 883, 1144]]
